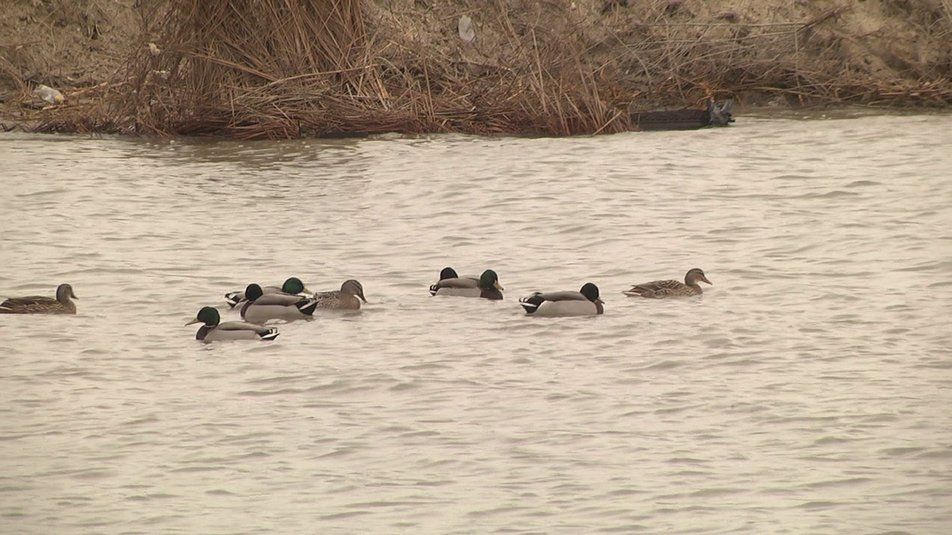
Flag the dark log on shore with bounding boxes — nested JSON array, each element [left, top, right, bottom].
[[632, 100, 735, 131]]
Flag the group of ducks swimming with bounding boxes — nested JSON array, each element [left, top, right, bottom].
[[188, 278, 368, 341], [0, 268, 712, 343], [428, 267, 711, 316]]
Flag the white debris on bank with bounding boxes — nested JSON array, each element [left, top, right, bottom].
[[458, 15, 475, 43], [33, 84, 64, 105]]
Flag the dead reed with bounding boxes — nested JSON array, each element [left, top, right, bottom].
[[17, 0, 952, 137], [101, 0, 634, 138], [596, 2, 952, 108]]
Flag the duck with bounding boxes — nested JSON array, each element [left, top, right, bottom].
[[313, 279, 367, 310], [240, 283, 319, 323], [429, 269, 504, 300], [0, 283, 78, 314], [622, 268, 712, 298], [186, 306, 279, 342], [519, 283, 604, 316], [225, 277, 311, 308]]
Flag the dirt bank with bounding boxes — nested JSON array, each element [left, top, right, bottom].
[[1, 0, 950, 136]]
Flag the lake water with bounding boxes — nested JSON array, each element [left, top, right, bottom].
[[1, 112, 950, 534]]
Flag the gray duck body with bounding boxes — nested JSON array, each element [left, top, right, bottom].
[[187, 306, 279, 342], [240, 284, 318, 323], [430, 269, 503, 300], [520, 283, 604, 317], [225, 277, 310, 308]]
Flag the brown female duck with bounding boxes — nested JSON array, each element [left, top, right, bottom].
[[0, 283, 78, 314], [623, 268, 712, 298], [313, 280, 367, 310]]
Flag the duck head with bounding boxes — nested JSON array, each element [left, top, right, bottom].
[[244, 283, 264, 301], [580, 282, 603, 304], [281, 277, 310, 294], [685, 268, 712, 286], [56, 283, 77, 303], [341, 279, 368, 303], [186, 306, 221, 327], [478, 270, 503, 291]]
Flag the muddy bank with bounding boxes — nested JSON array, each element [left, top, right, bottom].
[[1, 0, 950, 137]]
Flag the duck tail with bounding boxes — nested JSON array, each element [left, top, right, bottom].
[[297, 298, 319, 316], [260, 328, 280, 341], [519, 293, 544, 314], [224, 292, 242, 308]]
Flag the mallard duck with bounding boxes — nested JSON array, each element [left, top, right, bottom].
[[0, 283, 77, 314], [313, 279, 367, 310], [240, 283, 318, 323], [623, 268, 712, 298], [429, 269, 503, 300], [186, 306, 279, 342], [225, 277, 311, 308], [519, 283, 604, 316]]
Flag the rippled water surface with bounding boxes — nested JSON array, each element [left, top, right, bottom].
[[1, 113, 951, 534]]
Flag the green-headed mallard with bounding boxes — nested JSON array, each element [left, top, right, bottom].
[[519, 283, 604, 316], [240, 283, 318, 323], [313, 279, 367, 310], [623, 268, 712, 298], [186, 306, 279, 342], [429, 269, 503, 300], [225, 277, 311, 308], [0, 283, 77, 314]]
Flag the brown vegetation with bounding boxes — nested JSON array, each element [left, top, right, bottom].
[[1, 0, 951, 138]]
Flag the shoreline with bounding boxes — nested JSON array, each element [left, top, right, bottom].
[[2, 0, 950, 138], [3, 104, 951, 139]]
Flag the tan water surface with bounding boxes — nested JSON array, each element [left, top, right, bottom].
[[1, 113, 951, 534]]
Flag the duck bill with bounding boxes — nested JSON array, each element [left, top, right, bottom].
[[185, 318, 201, 326], [596, 298, 605, 304], [302, 287, 313, 295], [701, 275, 712, 285], [493, 281, 504, 291], [358, 293, 368, 303]]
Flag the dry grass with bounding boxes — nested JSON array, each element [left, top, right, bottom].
[[15, 0, 952, 137], [79, 0, 631, 138], [596, 3, 952, 107]]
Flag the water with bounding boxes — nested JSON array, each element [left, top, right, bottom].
[[1, 113, 950, 534]]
